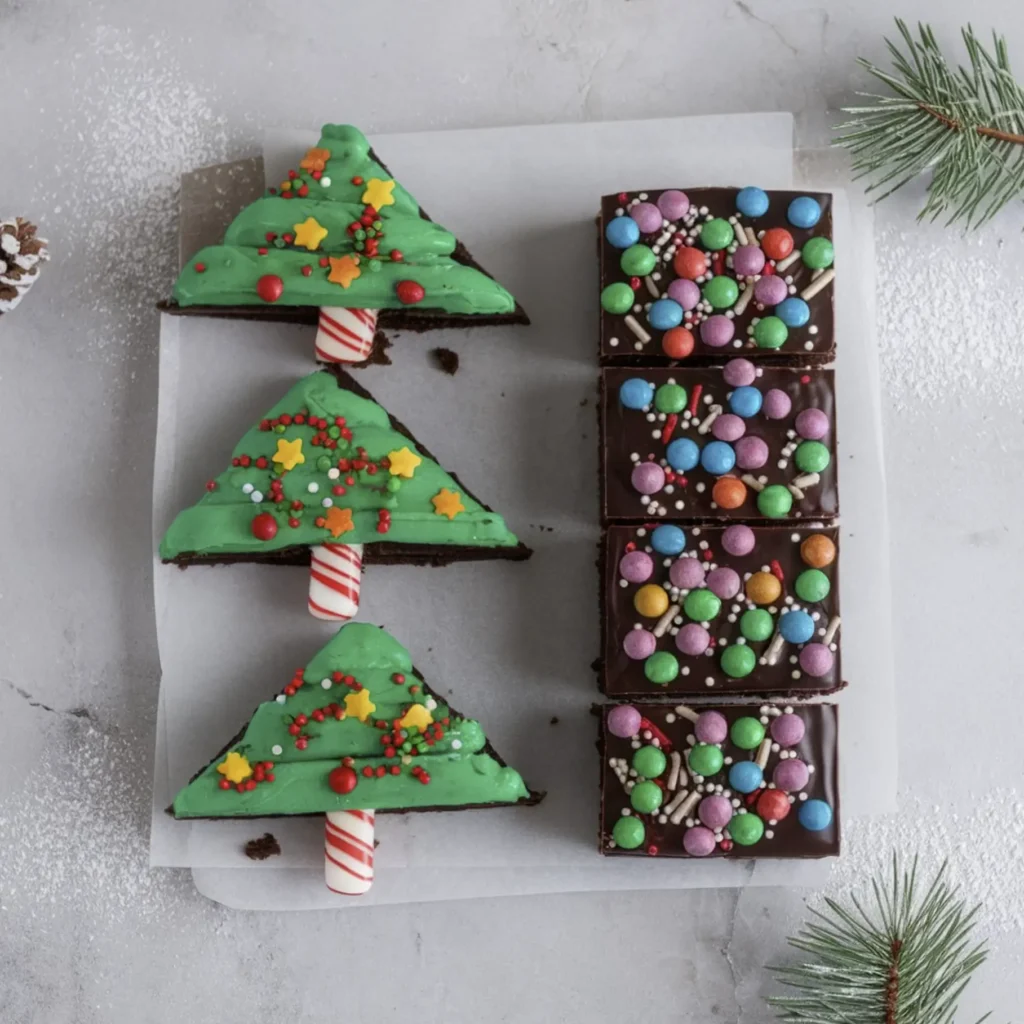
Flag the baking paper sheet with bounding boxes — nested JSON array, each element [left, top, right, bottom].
[[150, 115, 894, 908]]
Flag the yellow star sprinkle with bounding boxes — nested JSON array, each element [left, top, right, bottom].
[[272, 437, 305, 472], [216, 751, 252, 785], [292, 216, 328, 251], [399, 704, 434, 735], [324, 506, 355, 538], [344, 689, 377, 723], [387, 446, 422, 479], [431, 488, 466, 520], [361, 177, 396, 210], [328, 254, 361, 289]]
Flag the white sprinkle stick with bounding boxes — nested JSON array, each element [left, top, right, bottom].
[[644, 275, 660, 297], [624, 315, 652, 343], [823, 615, 841, 645], [741, 473, 765, 493], [800, 267, 835, 301], [755, 738, 772, 769], [668, 750, 683, 791], [733, 281, 756, 316], [744, 225, 759, 247], [811, 267, 824, 280], [787, 483, 806, 500], [653, 604, 681, 638], [664, 788, 690, 816], [670, 791, 701, 825], [792, 472, 821, 490], [765, 632, 786, 666], [775, 249, 802, 273], [698, 404, 723, 435], [674, 705, 699, 722]]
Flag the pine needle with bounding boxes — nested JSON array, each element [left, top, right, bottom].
[[767, 853, 991, 1024], [834, 20, 1024, 229]]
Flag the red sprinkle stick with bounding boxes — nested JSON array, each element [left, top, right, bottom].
[[770, 559, 785, 582], [688, 384, 703, 417], [660, 413, 678, 445], [639, 717, 673, 752]]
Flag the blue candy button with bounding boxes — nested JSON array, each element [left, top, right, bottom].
[[648, 298, 684, 331], [798, 799, 833, 832], [728, 761, 764, 794], [666, 437, 700, 472], [651, 524, 686, 556], [735, 186, 770, 218], [779, 609, 815, 644], [700, 441, 736, 475], [787, 196, 822, 229], [728, 386, 763, 418], [605, 215, 640, 249], [776, 296, 811, 328], [619, 378, 654, 409]]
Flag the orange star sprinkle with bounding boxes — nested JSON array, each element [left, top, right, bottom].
[[328, 254, 361, 289], [323, 506, 355, 538], [299, 147, 331, 172], [431, 488, 466, 520]]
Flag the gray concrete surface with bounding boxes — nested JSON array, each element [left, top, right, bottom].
[[3, 2, 1024, 1020]]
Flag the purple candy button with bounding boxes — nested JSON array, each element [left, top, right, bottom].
[[700, 314, 734, 348], [754, 275, 788, 306], [631, 462, 665, 495], [711, 413, 746, 442], [623, 629, 657, 661], [698, 795, 733, 830], [732, 244, 766, 277], [706, 567, 741, 600], [629, 202, 663, 234], [721, 524, 756, 556], [694, 710, 728, 744], [676, 623, 710, 657], [799, 643, 834, 677], [666, 277, 700, 310], [670, 557, 706, 590], [683, 826, 717, 857], [773, 758, 810, 793], [619, 550, 654, 583], [770, 714, 806, 747], [607, 704, 642, 738], [723, 358, 756, 387], [795, 407, 829, 440], [762, 388, 792, 420], [657, 190, 690, 221], [734, 435, 769, 470]]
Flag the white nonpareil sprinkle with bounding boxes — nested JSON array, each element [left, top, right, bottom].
[[271, 745, 283, 756]]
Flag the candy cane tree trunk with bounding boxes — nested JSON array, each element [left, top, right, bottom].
[[324, 810, 375, 894], [308, 543, 363, 621], [315, 307, 378, 363]]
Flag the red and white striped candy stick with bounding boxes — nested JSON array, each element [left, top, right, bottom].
[[308, 543, 363, 621], [315, 307, 378, 363], [324, 809, 375, 894]]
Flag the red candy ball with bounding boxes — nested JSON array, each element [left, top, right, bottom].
[[662, 327, 695, 360], [673, 247, 707, 280], [395, 280, 425, 305], [256, 274, 284, 303], [761, 228, 794, 261], [328, 765, 358, 794], [756, 788, 791, 823], [251, 512, 278, 541]]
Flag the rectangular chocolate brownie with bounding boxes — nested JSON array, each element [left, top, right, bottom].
[[599, 188, 834, 364], [601, 524, 842, 697], [599, 701, 839, 859], [600, 364, 837, 524]]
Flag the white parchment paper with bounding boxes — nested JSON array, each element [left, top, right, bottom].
[[150, 115, 894, 908]]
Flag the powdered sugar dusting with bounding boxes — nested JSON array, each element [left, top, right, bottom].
[[878, 221, 1024, 414], [822, 789, 1024, 943]]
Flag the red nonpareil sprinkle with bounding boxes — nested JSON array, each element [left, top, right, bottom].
[[194, 262, 206, 273], [362, 766, 374, 778], [375, 766, 386, 778], [302, 265, 313, 277], [205, 480, 217, 491], [661, 413, 678, 446], [762, 263, 775, 276], [332, 485, 346, 496], [236, 783, 246, 793], [390, 249, 403, 262], [629, 276, 641, 290], [688, 384, 703, 417], [770, 559, 785, 581], [315, 516, 326, 528], [617, 192, 628, 204], [279, 413, 292, 425], [258, 247, 268, 256], [265, 773, 275, 782], [283, 233, 294, 244], [245, 779, 257, 791], [345, 476, 355, 487], [256, 456, 268, 468], [312, 169, 322, 180], [390, 765, 401, 775], [409, 685, 420, 695], [265, 232, 277, 242], [351, 176, 363, 185], [332, 671, 343, 683], [343, 674, 356, 688], [259, 419, 271, 431], [333, 709, 344, 720], [288, 170, 297, 180], [646, 844, 659, 856], [392, 673, 405, 684], [288, 518, 300, 528], [624, 541, 636, 552], [319, 256, 330, 267], [288, 724, 301, 736], [290, 500, 303, 510], [801, 374, 811, 384], [342, 757, 354, 766], [385, 746, 396, 758], [418, 773, 430, 785], [295, 737, 308, 750], [297, 185, 309, 198], [703, 549, 714, 561], [441, 717, 450, 726], [365, 464, 377, 475], [219, 779, 231, 790], [284, 686, 296, 697], [295, 714, 308, 726]]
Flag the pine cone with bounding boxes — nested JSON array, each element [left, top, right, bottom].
[[0, 218, 49, 316]]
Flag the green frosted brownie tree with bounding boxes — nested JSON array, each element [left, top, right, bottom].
[[173, 623, 536, 895], [160, 369, 527, 620], [169, 123, 525, 361]]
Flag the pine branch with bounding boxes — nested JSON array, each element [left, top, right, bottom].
[[834, 20, 1024, 229], [767, 853, 992, 1024]]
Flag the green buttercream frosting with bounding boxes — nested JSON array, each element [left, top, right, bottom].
[[172, 623, 529, 817], [159, 371, 519, 559], [172, 124, 517, 316]]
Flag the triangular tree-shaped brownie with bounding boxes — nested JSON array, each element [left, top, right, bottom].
[[172, 623, 540, 894], [165, 124, 528, 363], [160, 368, 529, 620]]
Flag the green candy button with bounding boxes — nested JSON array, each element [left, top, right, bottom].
[[729, 812, 765, 846], [601, 282, 634, 314], [754, 316, 788, 349], [703, 276, 739, 310], [795, 440, 830, 473], [795, 568, 831, 602], [644, 651, 679, 685], [730, 716, 766, 750], [630, 779, 663, 814], [802, 237, 834, 270], [757, 484, 793, 519], [683, 588, 722, 623], [316, 455, 332, 471], [688, 743, 724, 777], [700, 217, 735, 251], [620, 244, 657, 277], [721, 644, 757, 679], [632, 745, 667, 780], [612, 815, 645, 850], [655, 383, 688, 414], [740, 608, 774, 642]]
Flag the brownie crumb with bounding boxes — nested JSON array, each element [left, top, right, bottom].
[[549, 716, 560, 726], [579, 397, 589, 407], [430, 347, 460, 375], [244, 833, 281, 861]]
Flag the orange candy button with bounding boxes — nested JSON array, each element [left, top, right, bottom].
[[662, 327, 695, 360], [761, 228, 794, 261], [800, 533, 836, 568], [712, 476, 747, 509], [746, 571, 782, 605], [673, 246, 707, 280]]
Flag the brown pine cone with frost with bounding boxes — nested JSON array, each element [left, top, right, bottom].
[[0, 218, 49, 315]]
